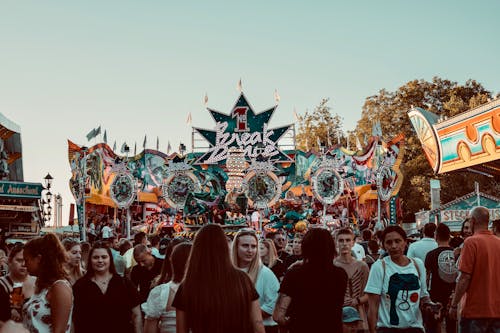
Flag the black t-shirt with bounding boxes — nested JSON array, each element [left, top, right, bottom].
[[0, 277, 11, 321], [173, 271, 259, 333], [425, 246, 456, 304], [284, 255, 302, 270], [130, 257, 163, 302], [73, 274, 141, 333], [280, 263, 347, 333]]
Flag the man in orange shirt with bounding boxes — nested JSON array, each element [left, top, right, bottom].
[[449, 206, 500, 333]]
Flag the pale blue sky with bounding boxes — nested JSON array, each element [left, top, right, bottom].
[[1, 1, 499, 225]]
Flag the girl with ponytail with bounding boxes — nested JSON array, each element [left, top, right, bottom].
[[23, 233, 73, 333]]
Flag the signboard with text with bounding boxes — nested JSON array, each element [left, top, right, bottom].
[[0, 181, 43, 199]]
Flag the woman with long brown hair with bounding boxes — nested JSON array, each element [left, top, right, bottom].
[[22, 233, 73, 333], [173, 224, 265, 333]]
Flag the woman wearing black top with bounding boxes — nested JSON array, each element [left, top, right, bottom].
[[173, 224, 265, 333], [73, 242, 142, 333]]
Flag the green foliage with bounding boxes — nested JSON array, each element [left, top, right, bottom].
[[355, 77, 493, 221], [295, 98, 345, 151]]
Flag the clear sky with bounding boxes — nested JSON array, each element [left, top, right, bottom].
[[1, 1, 499, 226]]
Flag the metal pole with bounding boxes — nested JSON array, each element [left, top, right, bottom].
[[377, 193, 381, 229], [126, 207, 131, 239], [80, 150, 88, 242]]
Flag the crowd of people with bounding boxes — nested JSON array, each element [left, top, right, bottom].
[[0, 206, 499, 333]]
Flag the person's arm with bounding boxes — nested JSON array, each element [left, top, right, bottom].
[[449, 272, 471, 320], [259, 270, 280, 319], [131, 305, 143, 333], [367, 293, 380, 333], [272, 293, 291, 326], [47, 282, 73, 333], [250, 300, 265, 333], [143, 318, 160, 333], [175, 309, 188, 333]]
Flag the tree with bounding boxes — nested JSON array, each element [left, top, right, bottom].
[[296, 98, 345, 151], [355, 77, 493, 222]]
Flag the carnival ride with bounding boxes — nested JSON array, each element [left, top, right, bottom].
[[68, 91, 405, 239]]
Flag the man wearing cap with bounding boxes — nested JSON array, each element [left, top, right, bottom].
[[449, 206, 500, 333]]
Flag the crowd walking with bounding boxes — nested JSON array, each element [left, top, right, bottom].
[[0, 206, 499, 332]]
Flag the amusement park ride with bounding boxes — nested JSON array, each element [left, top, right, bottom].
[[68, 90, 405, 239]]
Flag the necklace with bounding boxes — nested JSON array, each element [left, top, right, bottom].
[[92, 274, 112, 286]]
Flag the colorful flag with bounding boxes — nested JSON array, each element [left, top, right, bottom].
[[356, 136, 363, 151], [86, 128, 96, 141], [186, 112, 192, 125], [95, 126, 101, 137], [112, 141, 116, 151], [293, 108, 299, 121], [143, 135, 147, 149], [103, 130, 107, 144], [204, 93, 208, 107], [274, 89, 280, 103], [156, 137, 159, 150], [167, 141, 172, 154], [236, 78, 242, 92], [134, 142, 137, 155]]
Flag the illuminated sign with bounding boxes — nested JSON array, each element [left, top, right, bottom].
[[194, 93, 293, 164], [0, 181, 43, 198]]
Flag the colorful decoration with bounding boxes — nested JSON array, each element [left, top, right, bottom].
[[225, 147, 246, 193], [110, 172, 137, 208], [194, 93, 293, 164], [162, 162, 201, 210], [408, 99, 500, 175], [376, 166, 397, 202], [244, 160, 282, 209], [311, 157, 344, 205]]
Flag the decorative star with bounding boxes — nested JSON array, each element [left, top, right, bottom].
[[194, 92, 293, 164]]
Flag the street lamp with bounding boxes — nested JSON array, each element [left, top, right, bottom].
[[41, 173, 53, 226]]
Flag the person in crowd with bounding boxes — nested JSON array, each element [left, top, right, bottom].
[[425, 223, 457, 333], [259, 239, 286, 281], [22, 233, 73, 333], [232, 229, 280, 333], [492, 219, 500, 237], [87, 217, 97, 244], [173, 224, 265, 333], [149, 235, 162, 259], [124, 232, 148, 270], [130, 244, 163, 302], [142, 242, 191, 333], [61, 239, 84, 285], [365, 225, 439, 333], [152, 238, 187, 288], [103, 236, 126, 277], [284, 234, 303, 268], [0, 250, 8, 277], [80, 242, 91, 271], [270, 231, 290, 262], [453, 218, 472, 260], [72, 242, 142, 333], [101, 221, 113, 240], [334, 228, 370, 333], [449, 206, 500, 333], [364, 240, 380, 269], [352, 234, 367, 260], [407, 223, 437, 262], [360, 229, 373, 254], [274, 228, 347, 333], [0, 245, 36, 323]]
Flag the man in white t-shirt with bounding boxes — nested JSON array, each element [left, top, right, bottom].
[[407, 223, 437, 262], [101, 222, 113, 239], [250, 210, 260, 230]]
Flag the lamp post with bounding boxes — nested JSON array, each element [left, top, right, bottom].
[[79, 146, 89, 241], [41, 173, 53, 226]]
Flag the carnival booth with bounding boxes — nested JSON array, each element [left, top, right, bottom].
[[68, 90, 405, 240]]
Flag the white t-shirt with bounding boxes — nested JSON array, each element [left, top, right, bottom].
[[407, 238, 438, 262], [364, 256, 428, 329], [352, 242, 366, 260], [101, 225, 112, 239]]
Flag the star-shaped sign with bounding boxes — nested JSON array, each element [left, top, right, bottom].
[[194, 93, 293, 164]]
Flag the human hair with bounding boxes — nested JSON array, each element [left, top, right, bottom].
[[232, 229, 261, 284], [149, 235, 161, 247], [460, 218, 471, 237], [156, 237, 187, 285], [435, 223, 451, 242], [24, 233, 68, 291], [381, 225, 407, 243], [8, 244, 24, 262], [80, 241, 91, 270], [423, 223, 437, 238], [133, 231, 146, 245], [182, 224, 255, 333], [470, 206, 489, 228], [84, 242, 117, 278], [260, 239, 279, 268], [335, 227, 355, 240], [367, 240, 379, 254], [118, 239, 133, 255], [302, 228, 337, 265], [362, 229, 372, 241], [133, 244, 149, 258], [62, 238, 84, 282], [493, 219, 500, 235], [171, 242, 192, 283], [62, 238, 80, 252]]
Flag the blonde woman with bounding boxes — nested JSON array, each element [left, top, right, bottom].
[[62, 239, 84, 285], [259, 239, 286, 281], [232, 230, 280, 333]]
